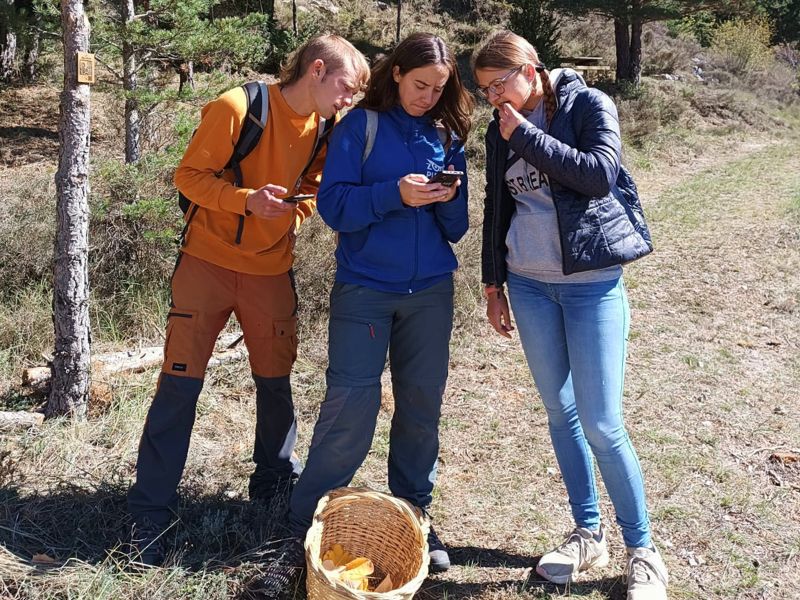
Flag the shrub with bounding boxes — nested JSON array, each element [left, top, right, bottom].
[[711, 17, 774, 77], [641, 22, 702, 76]]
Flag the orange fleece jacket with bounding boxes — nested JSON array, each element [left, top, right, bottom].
[[174, 83, 330, 275]]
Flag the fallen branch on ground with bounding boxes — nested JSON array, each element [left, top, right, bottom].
[[21, 332, 247, 392], [0, 411, 44, 431]]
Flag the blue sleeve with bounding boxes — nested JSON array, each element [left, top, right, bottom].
[[507, 89, 621, 198], [433, 138, 469, 243], [317, 109, 405, 233]]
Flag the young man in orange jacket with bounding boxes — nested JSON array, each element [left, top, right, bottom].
[[127, 35, 370, 567]]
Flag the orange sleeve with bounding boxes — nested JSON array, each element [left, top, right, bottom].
[[173, 88, 251, 216]]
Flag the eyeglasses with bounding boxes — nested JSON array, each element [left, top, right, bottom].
[[475, 65, 524, 99]]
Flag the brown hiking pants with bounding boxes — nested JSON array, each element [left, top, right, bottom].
[[164, 252, 298, 379]]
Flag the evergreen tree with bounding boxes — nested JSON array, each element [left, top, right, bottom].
[[91, 0, 269, 163], [757, 0, 800, 44], [508, 0, 562, 68], [551, 0, 746, 85]]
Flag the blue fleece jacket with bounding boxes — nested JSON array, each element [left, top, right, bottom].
[[317, 105, 469, 294]]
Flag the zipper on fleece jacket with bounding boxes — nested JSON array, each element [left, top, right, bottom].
[[409, 207, 420, 293], [491, 123, 502, 285]]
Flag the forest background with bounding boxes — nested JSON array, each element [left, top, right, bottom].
[[1, 0, 799, 598]]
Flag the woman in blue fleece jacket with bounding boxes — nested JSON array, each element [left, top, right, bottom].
[[473, 31, 666, 600], [263, 32, 473, 586]]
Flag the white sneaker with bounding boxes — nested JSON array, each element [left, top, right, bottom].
[[536, 526, 609, 584], [626, 546, 669, 600]]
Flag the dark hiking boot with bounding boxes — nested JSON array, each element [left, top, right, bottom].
[[127, 516, 167, 568], [428, 525, 451, 573], [248, 536, 306, 598], [249, 474, 298, 506]]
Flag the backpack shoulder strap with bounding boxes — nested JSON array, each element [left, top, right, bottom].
[[361, 109, 378, 166], [293, 109, 336, 191], [436, 122, 451, 154], [228, 80, 269, 186]]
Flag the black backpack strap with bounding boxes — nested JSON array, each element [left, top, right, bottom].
[[180, 81, 269, 247], [228, 80, 269, 186], [293, 113, 335, 192], [229, 81, 268, 245]]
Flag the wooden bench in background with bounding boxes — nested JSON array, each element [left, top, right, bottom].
[[559, 56, 612, 82]]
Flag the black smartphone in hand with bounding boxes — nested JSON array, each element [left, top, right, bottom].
[[282, 194, 315, 203], [429, 170, 464, 187]]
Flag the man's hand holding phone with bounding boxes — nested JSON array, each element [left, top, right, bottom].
[[245, 183, 297, 218], [280, 193, 315, 204], [398, 164, 462, 207]]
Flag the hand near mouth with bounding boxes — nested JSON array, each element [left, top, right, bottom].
[[498, 102, 526, 141]]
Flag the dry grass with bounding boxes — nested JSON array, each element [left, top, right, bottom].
[[2, 63, 800, 600]]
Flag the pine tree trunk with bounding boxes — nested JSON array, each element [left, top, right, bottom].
[[47, 0, 92, 419], [629, 17, 643, 86], [178, 60, 194, 92], [614, 18, 630, 84], [24, 20, 40, 81], [292, 0, 297, 35], [0, 15, 17, 82], [395, 0, 402, 43], [122, 0, 140, 163]]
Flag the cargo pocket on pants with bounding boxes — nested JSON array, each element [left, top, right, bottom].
[[248, 316, 298, 378], [163, 309, 207, 378]]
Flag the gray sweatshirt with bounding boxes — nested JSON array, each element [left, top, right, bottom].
[[505, 70, 621, 284]]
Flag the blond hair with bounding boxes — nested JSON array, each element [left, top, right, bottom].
[[472, 30, 557, 125], [279, 34, 370, 90]]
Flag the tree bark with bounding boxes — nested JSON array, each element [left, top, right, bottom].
[[0, 14, 17, 82], [292, 0, 297, 35], [178, 60, 194, 93], [614, 18, 630, 84], [122, 0, 140, 163], [629, 16, 643, 86], [23, 18, 40, 81], [396, 0, 401, 44], [47, 0, 91, 419]]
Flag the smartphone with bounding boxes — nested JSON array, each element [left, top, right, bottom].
[[282, 193, 315, 203], [429, 170, 464, 187]]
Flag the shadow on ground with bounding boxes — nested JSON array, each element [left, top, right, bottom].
[[415, 545, 626, 600], [1, 486, 626, 599], [0, 482, 292, 571]]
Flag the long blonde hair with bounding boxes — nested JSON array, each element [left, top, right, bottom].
[[280, 34, 370, 90], [471, 30, 557, 125]]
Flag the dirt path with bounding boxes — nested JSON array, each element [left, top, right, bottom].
[[423, 137, 800, 599]]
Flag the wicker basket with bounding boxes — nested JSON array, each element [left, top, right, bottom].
[[305, 487, 430, 600]]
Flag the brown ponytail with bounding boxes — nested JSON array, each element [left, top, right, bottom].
[[538, 68, 557, 126]]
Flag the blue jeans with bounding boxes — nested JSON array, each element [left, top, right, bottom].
[[507, 271, 651, 549], [288, 278, 453, 534]]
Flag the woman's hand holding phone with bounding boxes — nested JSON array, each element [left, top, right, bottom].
[[398, 164, 461, 207]]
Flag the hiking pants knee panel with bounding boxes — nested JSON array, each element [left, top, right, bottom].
[[127, 373, 203, 525]]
